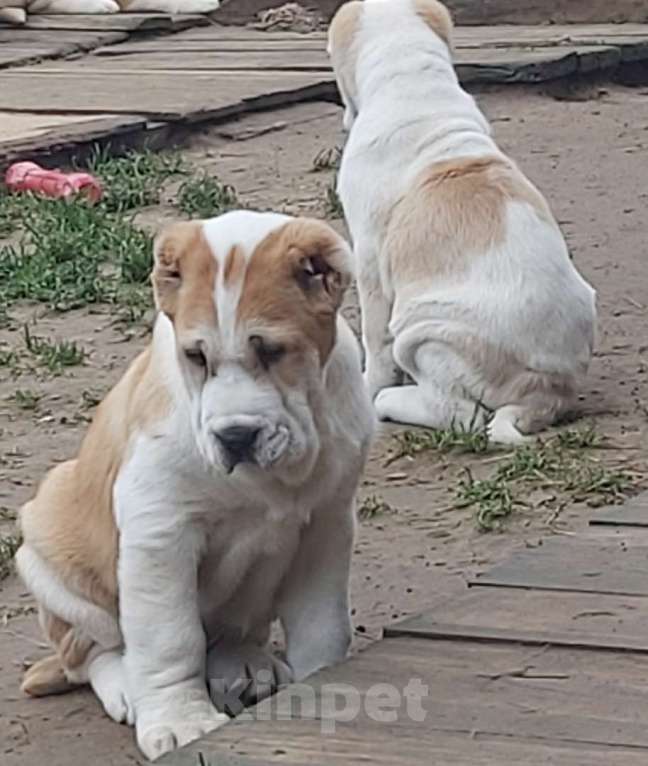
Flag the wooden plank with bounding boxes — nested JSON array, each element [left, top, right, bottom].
[[0, 115, 148, 173], [93, 39, 329, 55], [456, 47, 579, 83], [451, 23, 648, 47], [165, 724, 648, 766], [386, 588, 648, 652], [163, 637, 648, 764], [0, 111, 134, 143], [174, 25, 325, 41], [31, 50, 332, 72], [472, 537, 648, 596], [0, 70, 332, 119], [0, 13, 208, 32], [0, 29, 126, 46], [445, 0, 648, 26], [591, 491, 648, 527]]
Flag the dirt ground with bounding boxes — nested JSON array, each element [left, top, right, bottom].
[[1, 84, 647, 764]]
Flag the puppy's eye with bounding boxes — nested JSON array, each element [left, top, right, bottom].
[[249, 335, 285, 370], [184, 347, 207, 369]]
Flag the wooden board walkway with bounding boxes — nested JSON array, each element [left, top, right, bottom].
[[3, 21, 648, 169], [155, 491, 648, 765]]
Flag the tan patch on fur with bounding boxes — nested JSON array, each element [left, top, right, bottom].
[[328, 0, 363, 110], [21, 655, 74, 698], [153, 220, 218, 331], [19, 318, 172, 689], [223, 244, 245, 286], [413, 0, 453, 47], [237, 218, 351, 366], [388, 155, 554, 284]]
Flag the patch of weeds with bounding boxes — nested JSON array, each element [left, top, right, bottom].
[[325, 175, 344, 218], [0, 194, 154, 310], [11, 388, 42, 411], [87, 146, 189, 213], [24, 325, 86, 373], [0, 507, 17, 522], [177, 173, 238, 219], [80, 388, 103, 410], [457, 427, 633, 532], [555, 423, 602, 449], [0, 346, 18, 370], [0, 190, 20, 238], [389, 409, 490, 464], [312, 146, 342, 172], [358, 494, 393, 521], [0, 533, 21, 581], [112, 283, 153, 325]]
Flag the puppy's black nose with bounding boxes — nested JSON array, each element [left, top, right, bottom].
[[214, 425, 260, 471]]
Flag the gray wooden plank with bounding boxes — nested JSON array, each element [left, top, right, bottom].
[[386, 588, 648, 652], [0, 70, 331, 118], [472, 537, 648, 596], [93, 39, 328, 55], [0, 13, 208, 32], [0, 28, 126, 46], [0, 115, 148, 172], [452, 23, 648, 47], [162, 637, 648, 764], [591, 491, 648, 527], [446, 1, 648, 25], [165, 724, 648, 766], [30, 50, 332, 72]]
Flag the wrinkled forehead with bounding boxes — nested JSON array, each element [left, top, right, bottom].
[[153, 211, 347, 363], [201, 211, 292, 348]]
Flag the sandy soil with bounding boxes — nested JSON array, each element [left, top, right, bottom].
[[1, 85, 647, 764]]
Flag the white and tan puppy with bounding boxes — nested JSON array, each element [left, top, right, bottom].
[[15, 211, 375, 761], [0, 0, 220, 25], [329, 0, 597, 443]]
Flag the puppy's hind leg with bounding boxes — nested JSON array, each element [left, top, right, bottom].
[[488, 392, 573, 445], [375, 383, 482, 430], [356, 244, 401, 399]]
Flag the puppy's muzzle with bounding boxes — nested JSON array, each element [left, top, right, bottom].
[[214, 425, 261, 473]]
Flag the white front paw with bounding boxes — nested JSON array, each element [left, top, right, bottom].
[[101, 684, 134, 725], [137, 696, 228, 761]]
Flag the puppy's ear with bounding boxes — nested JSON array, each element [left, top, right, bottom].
[[290, 221, 353, 314], [152, 222, 201, 317]]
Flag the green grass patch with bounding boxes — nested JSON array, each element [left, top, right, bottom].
[[87, 147, 189, 213], [177, 173, 238, 219], [23, 325, 86, 373], [0, 194, 153, 310], [325, 174, 344, 218], [358, 494, 393, 521], [390, 423, 489, 463], [0, 534, 21, 581], [456, 428, 633, 532], [0, 148, 243, 313], [11, 388, 42, 411]]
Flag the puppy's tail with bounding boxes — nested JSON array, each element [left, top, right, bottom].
[[21, 654, 77, 697]]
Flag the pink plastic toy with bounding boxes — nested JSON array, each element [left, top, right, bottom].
[[4, 161, 103, 204]]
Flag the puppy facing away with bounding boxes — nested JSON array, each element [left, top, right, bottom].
[[15, 211, 375, 761], [0, 0, 220, 25], [328, 0, 597, 444]]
